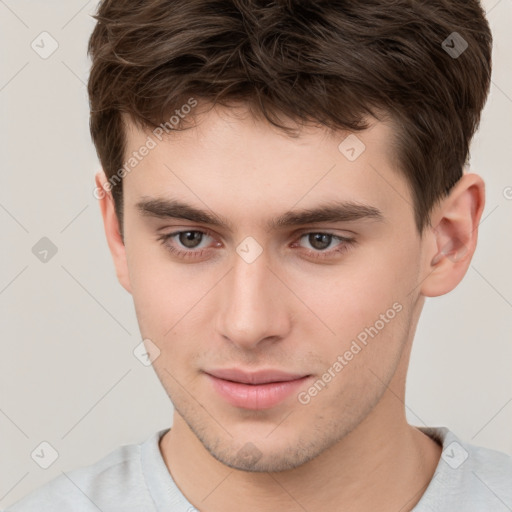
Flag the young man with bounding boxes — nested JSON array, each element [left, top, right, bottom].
[[7, 0, 512, 510]]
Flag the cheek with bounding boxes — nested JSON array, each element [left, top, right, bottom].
[[125, 237, 193, 340], [284, 241, 419, 385], [290, 246, 418, 339], [294, 298, 411, 418], [130, 268, 204, 341], [125, 219, 419, 367]]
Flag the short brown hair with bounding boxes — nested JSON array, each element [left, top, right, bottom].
[[87, 0, 492, 233]]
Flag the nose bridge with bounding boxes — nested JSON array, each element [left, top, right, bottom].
[[216, 245, 290, 348]]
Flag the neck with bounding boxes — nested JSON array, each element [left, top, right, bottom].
[[160, 392, 441, 512]]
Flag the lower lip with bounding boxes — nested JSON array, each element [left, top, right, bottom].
[[205, 373, 311, 410]]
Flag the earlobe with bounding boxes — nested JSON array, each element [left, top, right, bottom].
[[420, 173, 485, 298], [94, 171, 132, 294]]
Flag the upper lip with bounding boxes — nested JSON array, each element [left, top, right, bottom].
[[205, 368, 309, 385]]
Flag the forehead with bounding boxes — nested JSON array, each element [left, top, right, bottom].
[[121, 106, 413, 227]]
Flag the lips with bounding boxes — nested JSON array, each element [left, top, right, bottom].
[[205, 367, 308, 384], [204, 368, 312, 409]]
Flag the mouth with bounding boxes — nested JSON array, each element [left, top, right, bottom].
[[203, 368, 312, 410]]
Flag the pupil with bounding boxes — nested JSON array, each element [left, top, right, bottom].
[[180, 231, 202, 248], [310, 233, 331, 250]]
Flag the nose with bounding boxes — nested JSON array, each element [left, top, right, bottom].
[[216, 247, 292, 350]]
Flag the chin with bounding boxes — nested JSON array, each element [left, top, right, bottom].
[[209, 440, 319, 473]]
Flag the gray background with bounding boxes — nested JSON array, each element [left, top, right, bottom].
[[1, 0, 511, 508]]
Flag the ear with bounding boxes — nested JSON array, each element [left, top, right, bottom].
[[420, 172, 485, 297], [95, 171, 132, 294]]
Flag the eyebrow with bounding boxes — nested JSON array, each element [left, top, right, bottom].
[[136, 197, 384, 231]]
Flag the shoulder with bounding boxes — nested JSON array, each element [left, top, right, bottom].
[[5, 431, 164, 512], [459, 434, 512, 501], [416, 426, 512, 511]]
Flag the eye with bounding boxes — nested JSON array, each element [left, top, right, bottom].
[[293, 232, 356, 260], [157, 229, 218, 259], [172, 230, 209, 249], [157, 229, 356, 261], [300, 233, 338, 251]]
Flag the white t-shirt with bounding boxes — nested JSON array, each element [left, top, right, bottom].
[[5, 426, 512, 511]]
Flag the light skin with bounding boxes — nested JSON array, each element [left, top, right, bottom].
[[96, 104, 485, 511]]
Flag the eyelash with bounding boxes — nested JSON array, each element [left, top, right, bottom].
[[156, 229, 356, 261]]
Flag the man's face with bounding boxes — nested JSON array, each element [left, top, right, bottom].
[[120, 105, 426, 471]]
